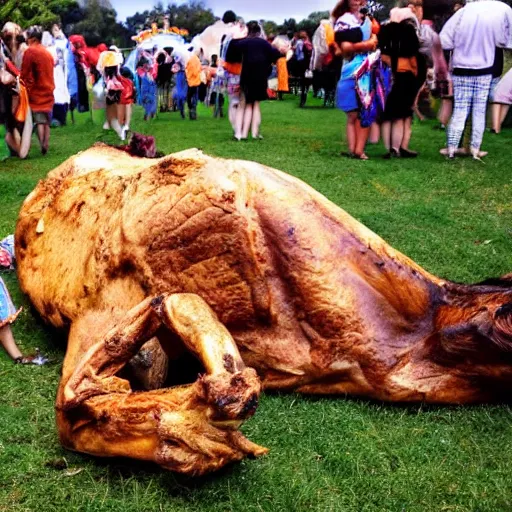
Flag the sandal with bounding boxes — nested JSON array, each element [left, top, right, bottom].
[[353, 153, 369, 160]]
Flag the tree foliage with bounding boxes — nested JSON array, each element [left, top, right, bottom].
[[0, 0, 78, 29]]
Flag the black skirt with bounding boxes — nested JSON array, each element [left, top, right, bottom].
[[241, 63, 270, 104], [381, 71, 421, 121]]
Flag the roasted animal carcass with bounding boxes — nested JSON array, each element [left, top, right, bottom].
[[15, 145, 512, 473]]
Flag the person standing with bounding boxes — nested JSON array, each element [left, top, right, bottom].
[[21, 26, 55, 155], [490, 67, 512, 133], [185, 49, 202, 120], [227, 21, 282, 140], [295, 31, 314, 107], [333, 0, 378, 159], [440, 0, 512, 159]]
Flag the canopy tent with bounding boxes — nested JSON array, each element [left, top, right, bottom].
[[124, 33, 188, 74]]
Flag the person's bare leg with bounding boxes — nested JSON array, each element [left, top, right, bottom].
[[354, 121, 370, 159], [369, 122, 380, 144], [346, 112, 357, 154], [124, 104, 132, 130], [498, 104, 509, 133], [234, 97, 246, 140], [0, 324, 22, 360], [250, 101, 261, 138], [43, 125, 50, 152], [390, 119, 405, 152], [491, 103, 501, 133], [381, 121, 391, 151], [5, 131, 21, 156], [229, 102, 237, 131], [438, 98, 453, 127], [107, 104, 124, 139], [117, 104, 126, 127], [241, 103, 253, 139], [401, 117, 413, 149], [36, 124, 46, 152]]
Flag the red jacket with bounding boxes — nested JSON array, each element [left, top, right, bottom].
[[21, 43, 55, 112]]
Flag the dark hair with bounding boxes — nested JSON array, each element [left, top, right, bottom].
[[332, 0, 351, 19], [26, 25, 43, 42], [247, 21, 261, 35], [222, 10, 237, 24]]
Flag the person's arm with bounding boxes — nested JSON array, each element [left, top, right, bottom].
[[430, 31, 449, 82], [496, 5, 512, 49], [20, 49, 35, 92], [6, 59, 20, 78], [340, 34, 378, 57], [439, 10, 461, 51]]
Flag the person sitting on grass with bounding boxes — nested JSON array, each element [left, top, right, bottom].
[[1, 238, 47, 365]]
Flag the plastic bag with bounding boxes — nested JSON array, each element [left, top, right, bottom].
[[92, 78, 106, 110]]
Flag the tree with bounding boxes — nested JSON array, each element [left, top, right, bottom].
[[277, 18, 297, 36], [71, 0, 127, 46], [0, 0, 79, 28], [296, 11, 330, 37], [125, 1, 217, 39], [261, 20, 279, 38]]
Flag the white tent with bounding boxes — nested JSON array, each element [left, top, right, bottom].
[[124, 33, 188, 73]]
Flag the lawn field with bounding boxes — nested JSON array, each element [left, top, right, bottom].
[[0, 96, 511, 512]]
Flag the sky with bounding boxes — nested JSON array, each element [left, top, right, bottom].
[[110, 0, 334, 23]]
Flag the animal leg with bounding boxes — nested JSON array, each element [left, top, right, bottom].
[[154, 293, 260, 422], [57, 294, 266, 475]]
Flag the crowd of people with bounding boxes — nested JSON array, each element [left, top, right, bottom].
[[1, 2, 512, 159]]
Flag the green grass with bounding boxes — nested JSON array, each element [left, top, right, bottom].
[[1, 96, 511, 511]]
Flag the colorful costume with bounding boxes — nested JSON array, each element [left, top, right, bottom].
[[136, 52, 158, 119], [0, 277, 20, 329], [0, 236, 19, 328], [335, 14, 372, 113], [354, 50, 390, 127], [172, 60, 188, 118]]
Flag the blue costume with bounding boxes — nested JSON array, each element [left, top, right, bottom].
[[173, 62, 188, 118]]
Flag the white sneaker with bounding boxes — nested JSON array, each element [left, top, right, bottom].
[[103, 121, 110, 130]]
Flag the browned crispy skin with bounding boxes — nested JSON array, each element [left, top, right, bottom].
[[15, 145, 512, 470]]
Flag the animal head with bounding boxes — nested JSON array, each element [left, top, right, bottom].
[[432, 276, 512, 367]]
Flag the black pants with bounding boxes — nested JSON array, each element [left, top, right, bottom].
[[187, 86, 198, 109], [187, 86, 198, 119]]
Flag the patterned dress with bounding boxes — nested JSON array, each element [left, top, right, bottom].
[[0, 277, 20, 329]]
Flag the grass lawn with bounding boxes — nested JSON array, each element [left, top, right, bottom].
[[0, 96, 511, 512]]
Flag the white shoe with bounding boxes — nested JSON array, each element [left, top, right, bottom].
[[120, 127, 127, 142], [103, 121, 110, 130], [471, 147, 486, 161]]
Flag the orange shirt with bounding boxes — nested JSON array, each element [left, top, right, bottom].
[[21, 43, 55, 112], [185, 54, 202, 87], [223, 61, 242, 75]]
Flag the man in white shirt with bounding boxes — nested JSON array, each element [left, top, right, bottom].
[[440, 0, 512, 159]]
